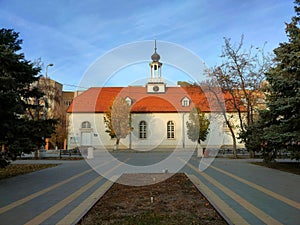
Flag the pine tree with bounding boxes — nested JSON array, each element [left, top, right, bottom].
[[247, 1, 300, 162], [0, 29, 56, 166]]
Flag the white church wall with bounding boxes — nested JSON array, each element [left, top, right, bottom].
[[201, 112, 246, 149], [67, 111, 245, 150], [129, 113, 183, 150], [67, 113, 94, 149], [67, 112, 129, 150]]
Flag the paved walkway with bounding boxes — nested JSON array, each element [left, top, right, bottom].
[[180, 158, 300, 225], [0, 154, 299, 225], [0, 159, 117, 225]]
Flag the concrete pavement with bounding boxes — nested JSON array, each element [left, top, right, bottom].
[[181, 157, 300, 225], [0, 153, 299, 225], [0, 159, 118, 225]]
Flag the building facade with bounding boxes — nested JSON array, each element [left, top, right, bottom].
[[67, 45, 245, 151]]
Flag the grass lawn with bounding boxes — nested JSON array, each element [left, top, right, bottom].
[[78, 173, 227, 225], [0, 164, 58, 180], [252, 161, 300, 175]]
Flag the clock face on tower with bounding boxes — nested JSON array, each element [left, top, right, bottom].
[[153, 86, 159, 92]]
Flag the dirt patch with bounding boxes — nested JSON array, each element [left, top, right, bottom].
[[252, 161, 300, 175], [0, 164, 58, 180], [78, 173, 227, 225]]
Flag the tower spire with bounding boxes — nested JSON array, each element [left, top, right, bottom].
[[147, 39, 165, 93], [151, 40, 160, 62]]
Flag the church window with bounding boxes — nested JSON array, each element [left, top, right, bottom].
[[167, 121, 175, 139], [154, 65, 157, 70], [139, 121, 147, 139], [81, 121, 91, 129]]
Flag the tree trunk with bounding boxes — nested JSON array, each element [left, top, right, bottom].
[[114, 138, 120, 151], [204, 85, 238, 159], [197, 141, 204, 157], [228, 125, 238, 158], [230, 90, 244, 132], [249, 150, 254, 158]]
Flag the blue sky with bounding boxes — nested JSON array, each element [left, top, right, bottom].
[[0, 0, 295, 90]]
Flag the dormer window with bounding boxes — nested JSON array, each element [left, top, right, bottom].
[[125, 96, 132, 106], [181, 97, 190, 107]]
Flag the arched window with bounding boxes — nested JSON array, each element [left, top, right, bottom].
[[167, 121, 175, 139], [81, 121, 91, 128], [139, 121, 147, 139]]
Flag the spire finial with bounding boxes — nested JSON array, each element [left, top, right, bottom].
[[151, 39, 160, 62]]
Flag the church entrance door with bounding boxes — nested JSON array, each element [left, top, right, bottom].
[[81, 132, 91, 146]]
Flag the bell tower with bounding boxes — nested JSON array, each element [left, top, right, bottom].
[[147, 40, 166, 93]]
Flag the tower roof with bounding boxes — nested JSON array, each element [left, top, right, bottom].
[[151, 40, 160, 62]]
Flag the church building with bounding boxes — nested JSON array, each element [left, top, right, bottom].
[[66, 42, 245, 151]]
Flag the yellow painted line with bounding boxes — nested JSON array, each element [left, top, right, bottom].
[[196, 159, 300, 210], [208, 163, 300, 210], [24, 176, 104, 225], [180, 158, 283, 225], [0, 158, 116, 214], [188, 174, 249, 225], [24, 159, 129, 225], [56, 179, 115, 225]]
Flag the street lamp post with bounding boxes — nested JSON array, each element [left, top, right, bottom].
[[43, 63, 54, 119], [43, 63, 54, 151], [46, 63, 54, 79]]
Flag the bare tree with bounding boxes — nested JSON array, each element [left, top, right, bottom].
[[221, 36, 272, 126], [201, 81, 239, 158], [208, 36, 273, 157]]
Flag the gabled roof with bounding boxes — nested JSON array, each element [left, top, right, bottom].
[[67, 86, 246, 113]]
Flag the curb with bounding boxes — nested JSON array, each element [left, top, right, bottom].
[[186, 173, 234, 225]]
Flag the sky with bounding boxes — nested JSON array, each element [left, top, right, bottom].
[[0, 0, 295, 91]]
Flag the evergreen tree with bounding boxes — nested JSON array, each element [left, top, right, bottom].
[[246, 1, 300, 162], [0, 28, 56, 166]]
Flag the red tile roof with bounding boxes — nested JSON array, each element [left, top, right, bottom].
[[67, 86, 246, 113]]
